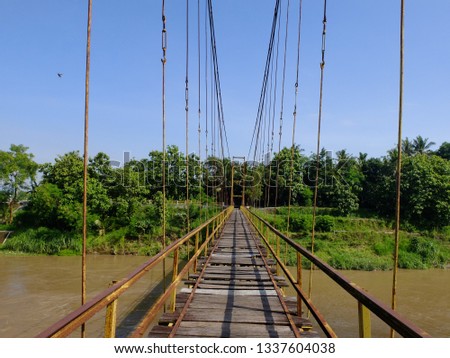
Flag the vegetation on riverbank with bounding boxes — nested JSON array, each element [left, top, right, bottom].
[[253, 207, 450, 270], [0, 202, 220, 256], [2, 138, 450, 269]]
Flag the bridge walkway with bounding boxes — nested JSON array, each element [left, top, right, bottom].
[[148, 209, 318, 338]]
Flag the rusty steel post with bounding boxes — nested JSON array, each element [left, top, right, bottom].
[[358, 302, 372, 338], [171, 247, 179, 312], [194, 231, 200, 272], [81, 0, 93, 338], [231, 161, 235, 206], [104, 281, 118, 338], [276, 236, 281, 276], [297, 252, 303, 317]]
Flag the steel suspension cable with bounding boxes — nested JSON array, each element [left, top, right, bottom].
[[309, 0, 327, 309], [197, 0, 204, 221], [204, 0, 209, 211], [266, 9, 283, 208], [161, 0, 168, 299], [245, 0, 281, 208], [261, 94, 268, 165], [266, 56, 275, 162], [286, 0, 303, 235], [185, 0, 190, 232], [274, 0, 291, 210], [81, 0, 93, 338], [264, 54, 275, 207], [248, 0, 281, 164], [207, 0, 230, 208], [391, 0, 405, 338], [210, 47, 215, 158], [207, 0, 230, 160]]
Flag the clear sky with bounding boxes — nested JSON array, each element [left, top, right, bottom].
[[1, 0, 449, 165]]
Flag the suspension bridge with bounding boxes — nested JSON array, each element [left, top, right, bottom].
[[36, 206, 430, 338], [35, 0, 433, 339]]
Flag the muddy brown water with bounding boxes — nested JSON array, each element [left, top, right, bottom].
[[0, 256, 448, 337]]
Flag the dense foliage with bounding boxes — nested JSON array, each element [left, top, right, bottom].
[[242, 137, 450, 229], [254, 207, 449, 270], [1, 135, 450, 261]]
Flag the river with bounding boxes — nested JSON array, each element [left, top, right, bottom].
[[0, 255, 449, 338], [285, 268, 450, 338]]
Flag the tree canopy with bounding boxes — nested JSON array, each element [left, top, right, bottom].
[[2, 135, 450, 231]]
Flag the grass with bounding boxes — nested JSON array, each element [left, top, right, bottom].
[[253, 207, 450, 270], [1, 204, 221, 257], [1, 227, 81, 255]]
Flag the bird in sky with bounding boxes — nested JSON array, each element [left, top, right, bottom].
[[57, 73, 63, 78]]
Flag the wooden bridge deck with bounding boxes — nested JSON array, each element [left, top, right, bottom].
[[149, 209, 318, 338]]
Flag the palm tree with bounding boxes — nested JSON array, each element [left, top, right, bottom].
[[336, 149, 350, 164], [358, 152, 368, 166], [402, 137, 414, 156], [412, 135, 435, 155]]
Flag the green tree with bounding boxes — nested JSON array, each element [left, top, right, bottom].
[[436, 142, 450, 160], [329, 182, 360, 216], [304, 148, 334, 207], [106, 163, 149, 228], [148, 145, 198, 201], [359, 157, 395, 216], [402, 137, 415, 156], [268, 146, 311, 207], [203, 156, 231, 205], [38, 151, 111, 231], [327, 150, 362, 215], [0, 144, 38, 223], [89, 152, 115, 185], [412, 135, 435, 155], [401, 154, 450, 228], [244, 163, 264, 206], [27, 183, 63, 227]]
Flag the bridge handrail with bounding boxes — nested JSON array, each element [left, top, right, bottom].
[[243, 207, 431, 338], [36, 206, 233, 338]]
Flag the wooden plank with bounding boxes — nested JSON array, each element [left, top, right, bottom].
[[176, 300, 289, 313], [148, 209, 317, 339], [148, 325, 172, 338], [198, 280, 277, 287], [180, 288, 278, 296], [174, 321, 296, 338], [203, 272, 271, 282], [177, 294, 287, 308], [177, 309, 312, 327], [159, 310, 299, 326], [196, 284, 277, 290], [199, 266, 277, 274], [207, 258, 268, 266]]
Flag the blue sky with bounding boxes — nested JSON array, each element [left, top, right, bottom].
[[1, 0, 449, 165]]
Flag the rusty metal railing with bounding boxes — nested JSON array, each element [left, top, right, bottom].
[[36, 206, 233, 338], [241, 206, 431, 338]]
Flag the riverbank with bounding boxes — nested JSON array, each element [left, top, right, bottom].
[[252, 207, 450, 270], [0, 228, 166, 257], [2, 206, 450, 270], [0, 204, 220, 257]]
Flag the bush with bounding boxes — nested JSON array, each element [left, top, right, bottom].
[[398, 251, 426, 269], [3, 227, 81, 255], [315, 215, 335, 232], [328, 247, 391, 271], [137, 241, 162, 256], [372, 237, 394, 256], [441, 226, 450, 241], [407, 237, 438, 264], [289, 214, 312, 232]]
